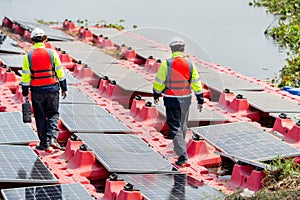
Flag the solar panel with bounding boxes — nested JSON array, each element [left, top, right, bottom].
[[0, 33, 25, 54], [89, 28, 159, 49], [89, 27, 121, 39], [50, 41, 115, 64], [199, 70, 264, 92], [59, 85, 95, 104], [0, 54, 23, 68], [142, 97, 227, 122], [119, 173, 225, 200], [59, 104, 131, 133], [0, 145, 57, 183], [76, 133, 175, 173], [50, 41, 153, 93], [1, 183, 93, 200], [136, 48, 170, 61], [191, 122, 300, 161], [13, 19, 73, 41], [64, 71, 80, 85], [237, 91, 300, 113], [0, 112, 38, 144]]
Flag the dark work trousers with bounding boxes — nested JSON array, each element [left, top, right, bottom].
[[31, 92, 59, 146], [166, 104, 190, 161]]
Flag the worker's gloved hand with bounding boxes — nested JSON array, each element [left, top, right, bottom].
[[23, 96, 28, 102], [198, 104, 203, 112], [61, 91, 67, 99], [154, 98, 159, 105]]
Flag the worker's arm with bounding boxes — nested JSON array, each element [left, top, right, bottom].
[[153, 61, 168, 101], [21, 54, 31, 97], [190, 65, 204, 105], [52, 50, 67, 92]]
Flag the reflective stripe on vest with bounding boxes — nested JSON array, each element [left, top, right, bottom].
[[165, 57, 193, 96], [28, 48, 58, 86]]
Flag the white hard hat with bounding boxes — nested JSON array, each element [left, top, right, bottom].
[[169, 37, 185, 47], [30, 28, 46, 38]]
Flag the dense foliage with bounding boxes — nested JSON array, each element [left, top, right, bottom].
[[251, 0, 300, 87]]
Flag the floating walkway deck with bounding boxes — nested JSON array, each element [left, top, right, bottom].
[[1, 16, 300, 199]]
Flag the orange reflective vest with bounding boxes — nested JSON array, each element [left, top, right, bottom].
[[28, 48, 58, 86], [165, 57, 193, 96]]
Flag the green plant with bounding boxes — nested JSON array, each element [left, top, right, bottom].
[[250, 0, 300, 87]]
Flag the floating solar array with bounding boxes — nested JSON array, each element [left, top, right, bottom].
[[59, 85, 95, 104], [0, 33, 25, 54], [120, 173, 225, 200], [238, 91, 300, 113], [198, 70, 264, 92], [0, 145, 57, 183], [1, 183, 94, 200], [191, 122, 300, 162], [0, 112, 38, 144], [77, 133, 175, 173], [50, 41, 153, 93], [59, 104, 131, 133], [10, 18, 73, 41], [142, 97, 227, 123], [0, 54, 23, 68]]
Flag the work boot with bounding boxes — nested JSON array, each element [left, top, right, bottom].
[[175, 155, 188, 166], [175, 159, 188, 166], [50, 138, 61, 149], [36, 144, 52, 151]]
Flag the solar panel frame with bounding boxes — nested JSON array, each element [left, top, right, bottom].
[[59, 104, 131, 133], [0, 112, 39, 144], [119, 173, 225, 200], [0, 145, 57, 183], [76, 133, 175, 173], [191, 121, 300, 162], [1, 183, 94, 200]]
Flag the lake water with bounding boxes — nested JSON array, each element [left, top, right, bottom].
[[1, 0, 287, 80]]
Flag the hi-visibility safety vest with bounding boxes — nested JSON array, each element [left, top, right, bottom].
[[27, 48, 58, 86], [165, 57, 193, 96]]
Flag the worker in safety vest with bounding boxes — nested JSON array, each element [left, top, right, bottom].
[[153, 37, 204, 166], [21, 28, 67, 151]]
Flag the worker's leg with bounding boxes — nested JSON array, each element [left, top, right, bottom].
[[45, 92, 59, 140], [31, 92, 48, 146], [181, 105, 190, 139], [166, 106, 187, 161]]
